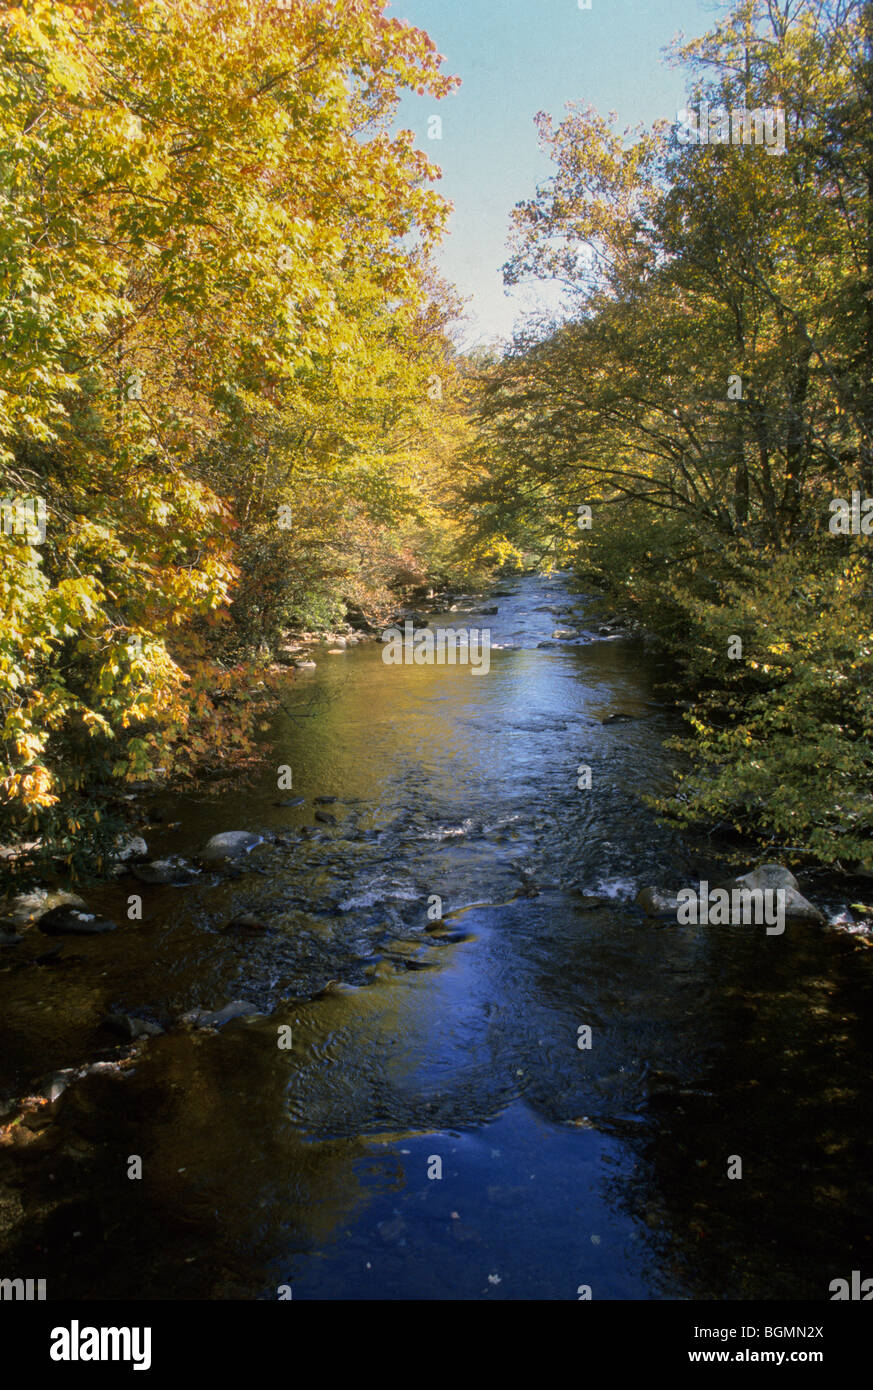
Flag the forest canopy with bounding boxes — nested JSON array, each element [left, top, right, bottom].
[[0, 0, 470, 878], [463, 0, 873, 870]]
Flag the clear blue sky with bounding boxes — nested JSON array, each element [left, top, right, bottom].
[[392, 0, 724, 347]]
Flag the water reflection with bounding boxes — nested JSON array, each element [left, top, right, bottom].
[[2, 575, 872, 1299]]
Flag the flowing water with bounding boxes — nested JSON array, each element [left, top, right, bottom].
[[2, 574, 872, 1300]]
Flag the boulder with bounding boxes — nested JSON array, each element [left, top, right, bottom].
[[720, 863, 799, 892], [2, 888, 87, 929], [771, 886, 825, 924], [198, 831, 263, 867], [112, 835, 148, 864], [43, 1070, 76, 1103], [82, 1060, 127, 1078], [38, 906, 117, 935], [716, 865, 824, 922], [636, 887, 680, 917]]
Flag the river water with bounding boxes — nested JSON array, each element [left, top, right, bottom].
[[2, 574, 871, 1300]]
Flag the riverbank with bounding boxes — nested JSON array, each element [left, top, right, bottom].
[[2, 573, 872, 1300]]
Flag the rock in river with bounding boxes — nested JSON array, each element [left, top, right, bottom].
[[718, 864, 824, 923], [180, 1000, 261, 1030], [223, 913, 270, 933], [636, 887, 680, 917], [2, 888, 87, 929], [112, 835, 149, 864], [38, 906, 117, 935], [132, 856, 200, 885], [197, 831, 263, 867], [103, 1013, 164, 1040], [720, 863, 798, 892]]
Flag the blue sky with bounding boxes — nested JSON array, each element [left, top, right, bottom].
[[392, 0, 723, 347]]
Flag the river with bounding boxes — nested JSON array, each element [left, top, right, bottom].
[[1, 573, 871, 1300]]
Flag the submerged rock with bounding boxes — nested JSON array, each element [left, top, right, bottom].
[[636, 887, 680, 917], [313, 980, 357, 999], [38, 906, 117, 935], [180, 1000, 261, 1030], [103, 1013, 164, 1040], [223, 913, 269, 933], [132, 856, 200, 885], [34, 944, 64, 965]]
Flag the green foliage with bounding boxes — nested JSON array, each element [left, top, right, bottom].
[[652, 546, 873, 868], [0, 0, 463, 879], [464, 0, 873, 868]]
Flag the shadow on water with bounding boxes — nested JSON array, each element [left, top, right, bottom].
[[2, 575, 872, 1298]]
